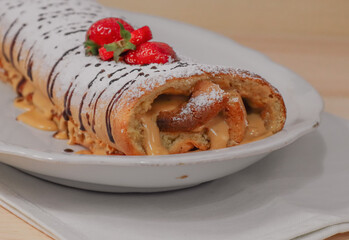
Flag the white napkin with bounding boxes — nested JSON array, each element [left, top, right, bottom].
[[1, 112, 349, 240]]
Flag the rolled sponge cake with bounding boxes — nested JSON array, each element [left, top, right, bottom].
[[0, 0, 286, 155]]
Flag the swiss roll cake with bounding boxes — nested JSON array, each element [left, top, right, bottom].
[[0, 0, 286, 155]]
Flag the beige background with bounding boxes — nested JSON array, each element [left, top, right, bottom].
[[1, 0, 349, 239]]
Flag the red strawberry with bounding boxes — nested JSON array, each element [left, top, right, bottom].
[[85, 18, 134, 56], [124, 42, 177, 65], [99, 47, 114, 61], [130, 26, 152, 46], [87, 18, 134, 46], [103, 25, 152, 61]]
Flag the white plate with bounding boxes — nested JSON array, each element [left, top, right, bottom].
[[0, 9, 323, 192]]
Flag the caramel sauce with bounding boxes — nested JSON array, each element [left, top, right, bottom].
[[17, 108, 58, 131], [141, 95, 187, 155], [15, 89, 57, 131], [76, 150, 92, 155], [242, 112, 273, 144], [20, 80, 35, 97], [32, 88, 54, 118], [14, 97, 32, 111], [142, 115, 168, 155], [53, 130, 68, 139], [206, 114, 230, 149]]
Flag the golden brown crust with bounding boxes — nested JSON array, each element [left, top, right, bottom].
[[224, 90, 247, 146]]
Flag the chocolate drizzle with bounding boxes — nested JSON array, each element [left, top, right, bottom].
[[63, 83, 73, 120], [9, 23, 26, 65], [49, 73, 60, 97], [129, 68, 142, 73], [91, 88, 106, 133], [88, 69, 105, 89], [2, 18, 18, 62], [26, 55, 34, 81], [107, 67, 126, 78], [17, 39, 26, 63], [63, 12, 97, 17], [64, 148, 74, 153], [64, 29, 87, 36], [86, 113, 91, 126], [137, 72, 144, 77], [66, 87, 75, 117], [106, 80, 136, 143], [78, 92, 87, 131], [109, 72, 129, 85], [170, 62, 189, 70], [88, 92, 96, 107], [47, 45, 79, 102]]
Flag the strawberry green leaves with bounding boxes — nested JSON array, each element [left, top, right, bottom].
[[103, 23, 136, 62], [84, 38, 100, 56], [118, 22, 132, 42]]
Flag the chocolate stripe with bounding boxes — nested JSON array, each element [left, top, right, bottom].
[[88, 92, 96, 108], [66, 87, 75, 117], [78, 93, 88, 131], [9, 23, 26, 65], [49, 73, 59, 98], [26, 55, 34, 81], [16, 39, 26, 63], [64, 29, 87, 36], [88, 69, 105, 89], [109, 72, 129, 85], [106, 80, 136, 143], [91, 88, 106, 133], [47, 45, 79, 102], [107, 67, 126, 78], [2, 18, 18, 62], [63, 82, 73, 120]]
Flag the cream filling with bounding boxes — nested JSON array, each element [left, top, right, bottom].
[[242, 112, 272, 144]]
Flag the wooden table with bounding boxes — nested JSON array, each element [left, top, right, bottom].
[[1, 0, 348, 239]]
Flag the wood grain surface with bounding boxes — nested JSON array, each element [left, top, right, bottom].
[[1, 0, 348, 239]]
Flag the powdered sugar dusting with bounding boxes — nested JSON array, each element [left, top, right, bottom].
[[173, 85, 225, 122]]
